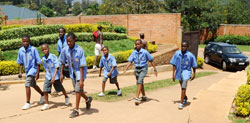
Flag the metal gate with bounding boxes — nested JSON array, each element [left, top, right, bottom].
[[182, 31, 200, 58]]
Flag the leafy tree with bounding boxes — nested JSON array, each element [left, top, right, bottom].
[[72, 2, 82, 16], [40, 6, 55, 17]]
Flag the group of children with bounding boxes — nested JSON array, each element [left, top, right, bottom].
[[16, 27, 197, 118]]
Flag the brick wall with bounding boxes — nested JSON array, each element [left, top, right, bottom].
[[6, 13, 181, 45], [218, 24, 250, 36]]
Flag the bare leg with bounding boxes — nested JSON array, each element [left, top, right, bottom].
[[75, 92, 81, 110], [80, 92, 88, 100], [25, 87, 31, 103], [102, 82, 106, 93], [180, 89, 186, 103], [141, 84, 145, 96], [44, 92, 49, 104], [62, 90, 68, 98], [94, 56, 98, 67], [33, 85, 43, 96], [136, 84, 142, 98], [115, 82, 120, 90]]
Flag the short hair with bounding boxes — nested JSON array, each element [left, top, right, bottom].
[[66, 32, 76, 39], [98, 25, 102, 30], [41, 43, 49, 49], [59, 27, 66, 32], [22, 34, 30, 41], [102, 46, 109, 50], [140, 33, 144, 39], [182, 41, 189, 46], [135, 39, 142, 44]]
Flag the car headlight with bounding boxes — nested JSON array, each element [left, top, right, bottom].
[[246, 58, 249, 62], [229, 58, 237, 62]]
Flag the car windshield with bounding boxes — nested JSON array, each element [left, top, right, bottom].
[[223, 46, 241, 54]]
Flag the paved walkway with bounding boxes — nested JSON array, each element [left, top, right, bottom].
[[0, 68, 238, 123]]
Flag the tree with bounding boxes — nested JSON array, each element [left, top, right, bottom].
[[72, 2, 82, 16], [40, 6, 55, 17]]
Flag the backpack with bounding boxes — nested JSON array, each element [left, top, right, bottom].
[[93, 31, 98, 38]]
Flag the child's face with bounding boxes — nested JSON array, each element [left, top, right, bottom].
[[67, 36, 75, 49], [135, 41, 142, 50], [22, 37, 30, 49], [103, 48, 109, 56], [59, 29, 65, 38], [41, 45, 49, 56], [181, 42, 188, 54]]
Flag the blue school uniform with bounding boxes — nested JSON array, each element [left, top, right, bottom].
[[57, 35, 67, 54], [42, 53, 60, 80], [99, 54, 119, 78], [170, 50, 198, 81], [128, 48, 154, 67], [59, 44, 87, 80], [17, 45, 41, 77]]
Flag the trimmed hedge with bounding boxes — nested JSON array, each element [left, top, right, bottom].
[[0, 25, 64, 40], [235, 66, 250, 116], [0, 32, 127, 51], [0, 24, 24, 30], [65, 24, 112, 33], [215, 35, 250, 45]]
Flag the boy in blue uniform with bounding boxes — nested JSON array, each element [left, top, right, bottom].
[[59, 32, 92, 118], [40, 44, 70, 110], [98, 46, 121, 97], [170, 41, 197, 109], [17, 35, 44, 110], [124, 39, 157, 105]]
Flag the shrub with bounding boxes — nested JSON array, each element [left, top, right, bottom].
[[0, 25, 24, 30], [0, 48, 4, 61], [247, 66, 250, 85], [128, 36, 158, 53], [197, 57, 204, 68], [114, 26, 127, 33], [0, 25, 64, 40], [215, 35, 250, 45], [64, 24, 112, 33], [0, 61, 20, 75], [0, 32, 127, 50], [235, 85, 250, 116]]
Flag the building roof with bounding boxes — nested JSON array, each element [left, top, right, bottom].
[[0, 5, 46, 20]]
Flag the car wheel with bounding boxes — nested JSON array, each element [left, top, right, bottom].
[[222, 61, 227, 71], [204, 55, 210, 64]]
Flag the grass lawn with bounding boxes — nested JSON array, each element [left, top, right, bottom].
[[90, 71, 217, 102], [199, 44, 250, 52], [228, 112, 250, 123], [2, 39, 134, 61]]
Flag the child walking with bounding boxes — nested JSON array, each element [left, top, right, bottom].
[[40, 44, 70, 110], [17, 35, 44, 110], [59, 32, 92, 118], [124, 39, 157, 105], [170, 41, 197, 109], [98, 46, 122, 97]]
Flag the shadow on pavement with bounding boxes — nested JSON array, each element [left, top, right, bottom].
[[81, 108, 99, 115], [0, 85, 9, 91], [49, 101, 72, 109]]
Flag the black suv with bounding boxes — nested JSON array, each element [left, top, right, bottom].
[[204, 42, 249, 71]]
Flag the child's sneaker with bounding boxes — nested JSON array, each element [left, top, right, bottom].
[[135, 98, 140, 106], [69, 109, 79, 118], [183, 96, 188, 105], [39, 96, 45, 104], [178, 103, 184, 109], [98, 92, 105, 97], [141, 96, 147, 101], [117, 90, 122, 96], [41, 104, 49, 111], [93, 65, 97, 69], [22, 103, 31, 110], [65, 97, 70, 105], [86, 97, 92, 110]]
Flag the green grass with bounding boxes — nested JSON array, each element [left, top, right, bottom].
[[228, 112, 250, 123], [2, 39, 134, 61], [199, 44, 250, 52], [90, 71, 217, 102]]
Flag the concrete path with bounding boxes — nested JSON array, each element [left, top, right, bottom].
[[0, 69, 232, 123]]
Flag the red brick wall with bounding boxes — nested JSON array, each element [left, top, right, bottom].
[[218, 24, 250, 36], [6, 13, 181, 44]]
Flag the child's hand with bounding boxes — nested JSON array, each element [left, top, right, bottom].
[[79, 80, 84, 88], [191, 74, 195, 81], [51, 78, 55, 84], [172, 75, 175, 82], [99, 73, 101, 77], [60, 74, 64, 83], [107, 73, 111, 77], [18, 73, 22, 78], [154, 69, 158, 77]]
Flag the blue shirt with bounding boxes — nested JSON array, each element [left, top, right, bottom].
[[99, 54, 119, 78], [128, 48, 154, 67], [57, 35, 67, 53], [59, 44, 87, 81], [17, 45, 41, 77], [42, 53, 60, 81], [170, 50, 198, 81]]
